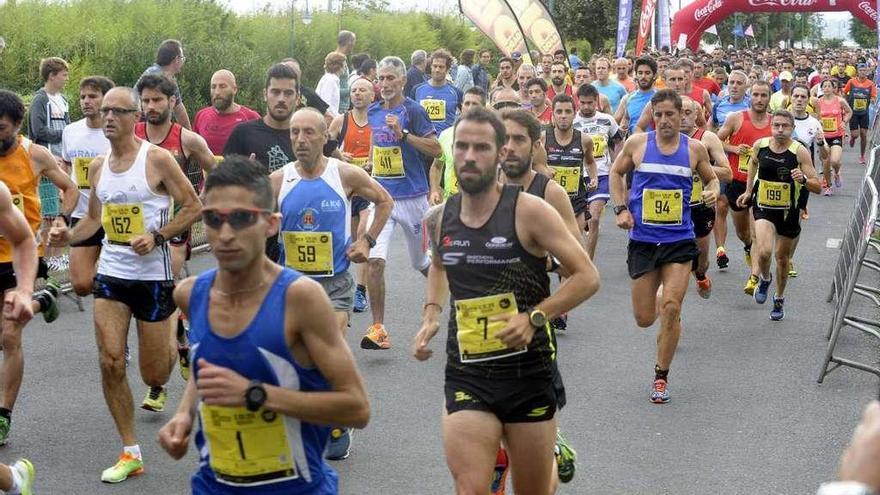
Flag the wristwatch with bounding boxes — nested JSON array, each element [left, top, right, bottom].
[[401, 129, 410, 142], [527, 308, 548, 328], [244, 380, 268, 412], [613, 204, 628, 215], [364, 233, 377, 248], [152, 231, 166, 246], [816, 482, 877, 495]]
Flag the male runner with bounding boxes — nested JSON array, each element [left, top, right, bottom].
[[48, 86, 201, 483], [610, 89, 719, 403], [633, 63, 708, 132], [615, 56, 658, 136], [716, 80, 772, 281], [842, 64, 876, 165], [61, 76, 114, 296], [711, 70, 750, 129], [271, 108, 391, 460], [592, 58, 627, 113], [679, 58, 713, 121], [614, 57, 637, 93], [158, 156, 370, 494], [192, 69, 261, 156], [362, 56, 440, 349], [526, 78, 553, 125], [736, 110, 820, 320], [413, 49, 462, 135], [414, 106, 598, 494], [494, 57, 518, 91], [547, 62, 574, 102], [430, 87, 487, 205]]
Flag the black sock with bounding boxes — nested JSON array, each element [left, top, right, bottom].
[[695, 272, 706, 281], [0, 408, 12, 421], [356, 284, 366, 292], [176, 317, 186, 343], [654, 365, 669, 381], [32, 292, 49, 313]]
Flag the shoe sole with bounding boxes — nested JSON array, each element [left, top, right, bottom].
[[18, 459, 34, 495], [141, 403, 165, 412], [101, 467, 144, 483], [770, 314, 784, 321], [359, 337, 390, 350], [650, 397, 670, 404]]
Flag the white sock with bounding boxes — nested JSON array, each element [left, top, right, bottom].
[[6, 463, 22, 495], [123, 444, 142, 460]]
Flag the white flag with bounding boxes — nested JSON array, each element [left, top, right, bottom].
[[705, 24, 718, 36]]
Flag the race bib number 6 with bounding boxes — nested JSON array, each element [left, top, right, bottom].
[[641, 189, 683, 225], [455, 293, 525, 363], [101, 203, 145, 245], [550, 166, 581, 196]]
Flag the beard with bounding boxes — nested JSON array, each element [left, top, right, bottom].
[[212, 94, 233, 111], [146, 108, 171, 125], [501, 155, 531, 179], [552, 77, 564, 87], [0, 135, 15, 155], [455, 162, 496, 194], [269, 105, 294, 123]]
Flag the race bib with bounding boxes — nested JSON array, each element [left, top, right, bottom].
[[737, 147, 752, 173], [421, 99, 446, 121], [690, 175, 704, 205], [821, 117, 837, 133], [756, 179, 791, 209], [550, 166, 581, 195], [372, 146, 405, 178], [455, 293, 525, 363], [201, 404, 298, 485], [73, 157, 93, 189], [349, 156, 369, 168], [641, 189, 683, 225], [101, 203, 145, 245], [854, 99, 868, 111], [281, 231, 334, 277], [590, 134, 608, 158]]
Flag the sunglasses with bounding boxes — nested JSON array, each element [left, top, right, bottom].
[[492, 101, 520, 110], [201, 208, 271, 230]]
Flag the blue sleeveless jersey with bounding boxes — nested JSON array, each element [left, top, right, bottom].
[[367, 98, 435, 199], [629, 132, 694, 244], [627, 89, 656, 134], [189, 268, 337, 495]]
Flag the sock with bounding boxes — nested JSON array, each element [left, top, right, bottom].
[[176, 317, 186, 344], [7, 463, 22, 494], [123, 444, 142, 460], [695, 272, 706, 281], [654, 365, 669, 381], [32, 293, 49, 313], [356, 284, 366, 293], [0, 408, 12, 422], [744, 244, 751, 254]]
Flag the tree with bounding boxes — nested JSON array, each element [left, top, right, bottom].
[[850, 19, 875, 48]]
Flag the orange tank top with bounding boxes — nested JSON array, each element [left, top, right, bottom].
[[0, 137, 42, 263], [726, 111, 772, 183], [340, 112, 371, 168], [818, 97, 844, 138]]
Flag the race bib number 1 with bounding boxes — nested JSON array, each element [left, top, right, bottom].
[[550, 166, 581, 195], [281, 231, 334, 277], [372, 146, 405, 178], [641, 189, 683, 225], [455, 293, 525, 363], [101, 203, 145, 245], [73, 157, 93, 189]]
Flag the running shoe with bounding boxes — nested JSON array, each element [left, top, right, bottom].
[[834, 174, 842, 188], [696, 276, 712, 299], [45, 277, 61, 298], [754, 277, 771, 304], [141, 386, 167, 412], [325, 427, 352, 460], [12, 458, 34, 495], [650, 378, 670, 404], [716, 246, 729, 270], [550, 313, 568, 332], [491, 447, 508, 495], [860, 155, 867, 165], [822, 187, 833, 197], [770, 296, 785, 321], [353, 286, 368, 313], [360, 324, 391, 350], [0, 416, 10, 446], [788, 261, 798, 278], [124, 345, 131, 368], [100, 453, 144, 483], [177, 341, 190, 381], [555, 428, 577, 483], [33, 288, 59, 323], [743, 274, 759, 296]]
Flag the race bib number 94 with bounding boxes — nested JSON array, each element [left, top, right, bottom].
[[641, 189, 683, 225]]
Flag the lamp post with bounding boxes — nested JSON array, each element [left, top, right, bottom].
[[289, 0, 295, 57]]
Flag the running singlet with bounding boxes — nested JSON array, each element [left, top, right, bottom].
[[845, 79, 875, 114], [437, 127, 458, 199], [135, 122, 189, 174], [818, 97, 844, 138], [628, 132, 694, 244], [95, 141, 172, 281], [546, 129, 586, 198], [366, 98, 435, 199], [689, 128, 707, 206], [713, 95, 750, 128], [438, 186, 554, 379], [626, 89, 656, 135], [277, 159, 352, 278], [0, 137, 41, 262], [525, 173, 551, 198], [573, 112, 619, 175], [338, 112, 371, 168], [61, 119, 109, 219], [753, 138, 802, 211], [793, 115, 823, 162], [188, 268, 337, 494], [726, 111, 771, 183], [413, 82, 461, 134]]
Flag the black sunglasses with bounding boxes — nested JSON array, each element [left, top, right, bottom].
[[202, 208, 271, 230], [492, 101, 521, 110]]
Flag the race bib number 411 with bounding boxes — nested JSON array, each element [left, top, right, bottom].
[[372, 146, 405, 178]]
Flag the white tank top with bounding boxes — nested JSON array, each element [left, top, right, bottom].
[[95, 140, 172, 281]]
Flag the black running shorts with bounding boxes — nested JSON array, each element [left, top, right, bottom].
[[724, 180, 749, 212], [0, 259, 49, 292], [445, 369, 558, 423], [627, 239, 699, 280], [752, 207, 801, 239], [70, 217, 105, 248], [93, 274, 176, 322], [691, 203, 716, 239]]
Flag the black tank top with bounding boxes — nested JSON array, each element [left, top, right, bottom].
[[438, 186, 554, 379], [525, 173, 550, 198], [754, 137, 801, 211], [545, 129, 586, 198]]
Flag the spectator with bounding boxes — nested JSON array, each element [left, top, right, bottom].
[[358, 58, 381, 101], [348, 52, 370, 86], [192, 69, 261, 155], [137, 39, 191, 129], [27, 57, 69, 158], [472, 49, 492, 92], [336, 30, 356, 112], [569, 47, 583, 70], [453, 49, 475, 92], [405, 49, 429, 99], [816, 401, 880, 495], [316, 51, 348, 116], [280, 58, 332, 123]]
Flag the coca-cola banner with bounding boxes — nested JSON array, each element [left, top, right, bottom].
[[616, 0, 633, 57], [672, 0, 876, 50], [506, 0, 567, 60], [459, 0, 531, 62], [635, 0, 658, 56], [657, 0, 672, 49]]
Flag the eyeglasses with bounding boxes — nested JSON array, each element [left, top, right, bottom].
[[202, 208, 271, 230], [99, 107, 138, 116], [492, 101, 520, 110]]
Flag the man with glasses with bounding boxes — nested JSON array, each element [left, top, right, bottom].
[[49, 86, 201, 484], [138, 39, 191, 129]]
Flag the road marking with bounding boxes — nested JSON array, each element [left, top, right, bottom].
[[827, 238, 842, 249]]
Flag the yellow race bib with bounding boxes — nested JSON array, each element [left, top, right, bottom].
[[455, 293, 524, 363], [201, 404, 298, 485], [101, 203, 145, 245], [281, 231, 334, 277], [372, 146, 405, 178], [421, 99, 446, 121], [550, 166, 581, 195], [821, 117, 837, 133], [590, 134, 608, 158], [737, 147, 752, 173], [73, 157, 93, 189], [756, 179, 791, 209], [854, 99, 868, 111], [641, 189, 683, 225], [349, 156, 369, 168], [690, 175, 704, 205]]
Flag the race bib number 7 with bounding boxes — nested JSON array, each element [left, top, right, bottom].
[[73, 157, 93, 189], [737, 147, 752, 173], [101, 203, 145, 245], [591, 134, 608, 158], [641, 189, 683, 225], [455, 293, 525, 363]]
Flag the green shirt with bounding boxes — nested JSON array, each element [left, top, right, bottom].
[[438, 128, 458, 198]]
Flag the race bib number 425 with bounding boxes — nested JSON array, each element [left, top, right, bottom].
[[421, 99, 446, 121]]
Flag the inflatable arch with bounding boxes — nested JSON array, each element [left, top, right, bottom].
[[672, 0, 878, 51]]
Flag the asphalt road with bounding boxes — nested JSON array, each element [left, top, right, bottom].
[[6, 146, 880, 494]]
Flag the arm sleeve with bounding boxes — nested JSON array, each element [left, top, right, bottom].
[[28, 92, 63, 144]]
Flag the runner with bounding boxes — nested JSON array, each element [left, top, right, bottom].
[[716, 80, 773, 281], [679, 58, 713, 123], [414, 106, 598, 494], [61, 76, 114, 297], [592, 57, 627, 113], [711, 70, 749, 129], [494, 57, 518, 91], [362, 56, 440, 350], [679, 96, 731, 298], [817, 78, 852, 196], [430, 87, 487, 205], [547, 62, 574, 102], [609, 89, 719, 403], [48, 86, 201, 483], [615, 56, 658, 136], [413, 49, 462, 135], [633, 62, 707, 132], [517, 65, 539, 106], [842, 64, 876, 165], [614, 57, 637, 93], [573, 66, 613, 115], [736, 110, 820, 321], [574, 84, 623, 260], [192, 69, 261, 156], [526, 78, 553, 125], [158, 156, 370, 494]]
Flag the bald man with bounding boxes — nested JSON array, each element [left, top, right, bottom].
[[193, 70, 261, 155], [614, 57, 636, 93]]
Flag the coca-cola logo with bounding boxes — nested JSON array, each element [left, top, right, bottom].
[[694, 0, 723, 21], [640, 0, 658, 38], [859, 1, 878, 20], [748, 0, 817, 6]]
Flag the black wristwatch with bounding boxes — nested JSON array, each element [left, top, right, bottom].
[[401, 129, 410, 142], [364, 233, 377, 248], [152, 231, 166, 246], [527, 307, 548, 328], [245, 380, 268, 412], [613, 204, 628, 215]]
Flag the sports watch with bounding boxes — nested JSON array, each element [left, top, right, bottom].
[[364, 233, 377, 248], [245, 380, 268, 412], [613, 205, 628, 216], [152, 231, 166, 246], [401, 129, 410, 142], [528, 308, 548, 328]]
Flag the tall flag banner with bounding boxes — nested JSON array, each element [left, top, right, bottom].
[[635, 0, 657, 56], [506, 0, 567, 61], [732, 23, 745, 37], [744, 24, 754, 37], [657, 0, 671, 50], [459, 0, 531, 64], [876, 0, 880, 90], [616, 0, 633, 57], [705, 24, 718, 36]]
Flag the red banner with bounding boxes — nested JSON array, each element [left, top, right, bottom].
[[635, 0, 658, 56]]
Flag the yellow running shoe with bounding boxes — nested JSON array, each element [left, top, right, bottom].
[[141, 386, 167, 412], [360, 324, 391, 350], [12, 458, 34, 495], [744, 274, 759, 296], [100, 453, 144, 483]]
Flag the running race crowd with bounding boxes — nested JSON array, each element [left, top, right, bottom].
[[0, 30, 878, 494]]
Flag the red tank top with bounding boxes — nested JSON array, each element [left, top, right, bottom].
[[340, 112, 372, 168], [818, 97, 844, 138], [135, 122, 187, 172], [726, 111, 771, 183]]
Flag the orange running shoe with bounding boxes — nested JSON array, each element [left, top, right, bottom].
[[360, 324, 391, 350]]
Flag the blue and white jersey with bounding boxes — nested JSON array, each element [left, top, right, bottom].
[[413, 81, 462, 134]]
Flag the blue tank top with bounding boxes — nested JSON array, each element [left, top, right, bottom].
[[277, 160, 352, 278], [629, 132, 694, 244], [627, 89, 656, 134], [413, 81, 462, 134], [188, 268, 337, 495], [713, 95, 750, 127]]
